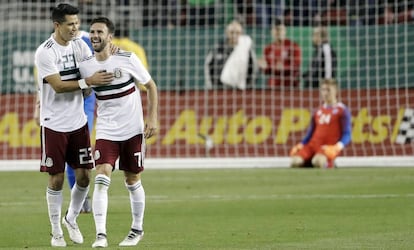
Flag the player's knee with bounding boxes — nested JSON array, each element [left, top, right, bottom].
[[290, 156, 304, 168], [74, 169, 90, 187], [124, 172, 141, 185], [48, 173, 65, 190], [95, 163, 113, 176], [312, 154, 327, 168], [76, 176, 90, 187]]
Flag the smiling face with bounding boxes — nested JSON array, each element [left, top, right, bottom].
[[54, 14, 79, 45], [89, 22, 112, 53]]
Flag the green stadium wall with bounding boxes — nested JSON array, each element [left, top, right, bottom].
[[2, 25, 414, 93]]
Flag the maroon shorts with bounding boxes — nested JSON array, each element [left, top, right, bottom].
[[40, 124, 93, 175], [94, 134, 145, 173]]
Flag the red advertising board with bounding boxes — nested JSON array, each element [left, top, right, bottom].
[[1, 89, 414, 159]]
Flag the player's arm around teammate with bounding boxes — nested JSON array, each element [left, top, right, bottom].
[[34, 4, 116, 247]]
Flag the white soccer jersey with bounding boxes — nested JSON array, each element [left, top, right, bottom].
[[35, 35, 92, 132], [79, 51, 151, 141]]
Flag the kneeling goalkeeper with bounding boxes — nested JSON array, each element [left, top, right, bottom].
[[290, 78, 351, 168]]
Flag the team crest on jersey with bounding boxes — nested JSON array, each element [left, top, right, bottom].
[[114, 68, 122, 78], [94, 150, 101, 160], [333, 108, 338, 114], [45, 157, 53, 168]]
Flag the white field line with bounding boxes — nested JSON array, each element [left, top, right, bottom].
[[1, 156, 414, 171], [145, 193, 414, 202], [2, 193, 413, 206]]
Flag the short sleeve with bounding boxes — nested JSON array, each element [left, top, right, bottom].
[[35, 48, 59, 80], [128, 53, 151, 84]]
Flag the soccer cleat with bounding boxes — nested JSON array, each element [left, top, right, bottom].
[[118, 230, 144, 246], [62, 216, 84, 244], [80, 196, 92, 213], [51, 234, 67, 247], [92, 233, 108, 248]]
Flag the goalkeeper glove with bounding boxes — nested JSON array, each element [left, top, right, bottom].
[[290, 143, 304, 156], [322, 142, 344, 160]]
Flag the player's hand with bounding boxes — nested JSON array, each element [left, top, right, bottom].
[[257, 58, 267, 70], [86, 70, 114, 86], [144, 124, 157, 139], [290, 143, 303, 156], [276, 62, 284, 70], [144, 116, 158, 139], [109, 43, 120, 55], [322, 143, 343, 160], [82, 88, 92, 97]]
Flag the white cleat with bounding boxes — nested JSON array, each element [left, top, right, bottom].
[[92, 233, 108, 248], [119, 230, 144, 247], [62, 216, 83, 244], [51, 234, 67, 247]]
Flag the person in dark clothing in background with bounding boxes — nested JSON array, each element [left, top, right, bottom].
[[303, 26, 337, 88], [204, 20, 257, 90]]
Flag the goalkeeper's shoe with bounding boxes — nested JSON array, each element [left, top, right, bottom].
[[119, 229, 144, 246], [92, 233, 108, 248], [62, 215, 83, 244], [51, 233, 67, 247]]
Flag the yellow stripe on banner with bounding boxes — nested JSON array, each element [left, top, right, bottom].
[[391, 108, 406, 143]]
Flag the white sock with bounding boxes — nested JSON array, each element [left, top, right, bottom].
[[46, 187, 63, 236], [66, 184, 89, 224], [93, 174, 111, 235], [126, 180, 145, 231]]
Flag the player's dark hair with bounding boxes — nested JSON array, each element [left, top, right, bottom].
[[51, 3, 79, 24], [90, 17, 115, 35], [272, 18, 284, 27]]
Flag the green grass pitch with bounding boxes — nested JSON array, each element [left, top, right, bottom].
[[0, 167, 413, 249]]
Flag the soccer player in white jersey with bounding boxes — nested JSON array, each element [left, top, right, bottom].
[[34, 4, 114, 247], [78, 17, 158, 248], [65, 29, 94, 214]]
